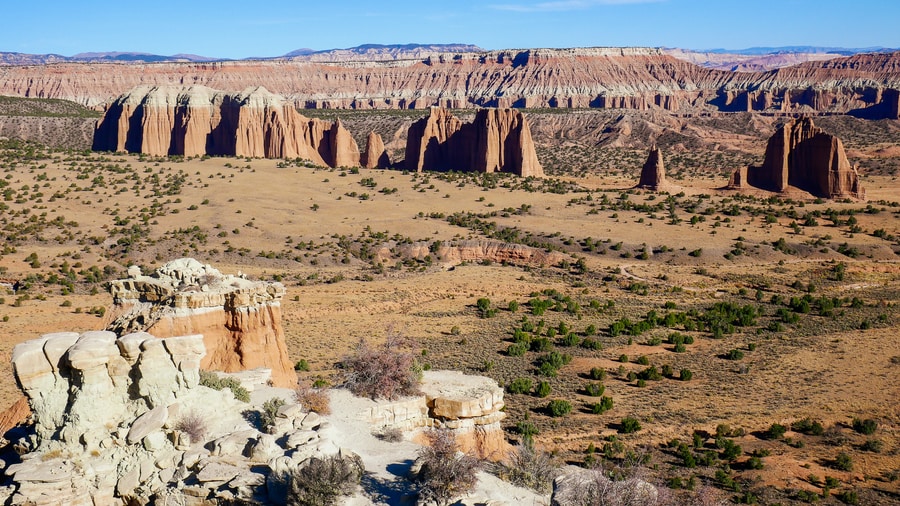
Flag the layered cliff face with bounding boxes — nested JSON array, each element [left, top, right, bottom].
[[106, 258, 296, 388], [92, 85, 360, 166], [3, 48, 898, 118], [735, 117, 865, 200], [405, 107, 543, 177]]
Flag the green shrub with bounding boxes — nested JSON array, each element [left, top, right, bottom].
[[638, 366, 662, 381], [560, 333, 581, 347], [620, 417, 641, 433], [547, 399, 572, 417], [852, 418, 877, 435], [792, 418, 824, 436], [506, 343, 527, 356], [590, 396, 613, 414], [199, 370, 250, 402], [580, 338, 602, 350], [838, 490, 859, 505], [534, 381, 551, 398], [860, 439, 883, 453], [295, 359, 310, 372], [260, 397, 286, 433], [584, 383, 605, 397], [507, 377, 533, 395], [618, 354, 629, 363], [726, 349, 744, 360], [766, 423, 787, 440], [679, 368, 693, 381], [588, 367, 606, 381], [833, 452, 853, 471], [636, 355, 650, 365]]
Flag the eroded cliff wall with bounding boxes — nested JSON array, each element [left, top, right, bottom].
[[3, 48, 898, 118], [92, 85, 359, 166]]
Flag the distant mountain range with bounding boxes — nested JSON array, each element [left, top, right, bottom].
[[0, 44, 484, 65], [3, 43, 898, 67]]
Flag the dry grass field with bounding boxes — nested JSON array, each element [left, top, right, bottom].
[[0, 100, 898, 503]]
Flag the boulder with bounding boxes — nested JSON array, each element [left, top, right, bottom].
[[405, 107, 543, 177], [127, 406, 169, 444], [106, 258, 295, 388]]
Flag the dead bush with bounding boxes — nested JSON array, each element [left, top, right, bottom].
[[373, 426, 404, 443], [339, 327, 420, 400], [295, 382, 331, 415], [416, 428, 482, 506], [174, 410, 207, 444], [288, 453, 363, 506], [501, 442, 560, 493]]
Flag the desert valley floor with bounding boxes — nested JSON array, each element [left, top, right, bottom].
[[0, 98, 898, 504]]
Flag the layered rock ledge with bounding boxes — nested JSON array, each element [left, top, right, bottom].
[[107, 258, 295, 388], [360, 370, 508, 459]]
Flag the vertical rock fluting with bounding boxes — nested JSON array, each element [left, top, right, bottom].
[[404, 107, 543, 177], [93, 85, 360, 167], [741, 117, 865, 199], [106, 258, 295, 388]]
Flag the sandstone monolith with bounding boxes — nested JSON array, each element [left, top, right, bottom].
[[405, 107, 543, 177], [738, 117, 865, 199], [635, 145, 670, 191]]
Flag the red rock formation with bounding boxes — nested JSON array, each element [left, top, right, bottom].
[[5, 48, 899, 118], [405, 107, 543, 177], [0, 397, 30, 435], [92, 85, 360, 167], [738, 117, 865, 199], [635, 146, 669, 191], [361, 131, 391, 168], [106, 259, 296, 388]]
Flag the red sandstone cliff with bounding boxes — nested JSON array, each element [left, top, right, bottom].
[[106, 259, 296, 388], [405, 107, 543, 177], [734, 117, 864, 200], [3, 48, 898, 118], [92, 85, 360, 166]]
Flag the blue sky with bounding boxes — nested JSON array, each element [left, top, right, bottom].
[[3, 0, 898, 58]]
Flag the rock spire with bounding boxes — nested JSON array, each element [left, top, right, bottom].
[[635, 145, 669, 190]]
